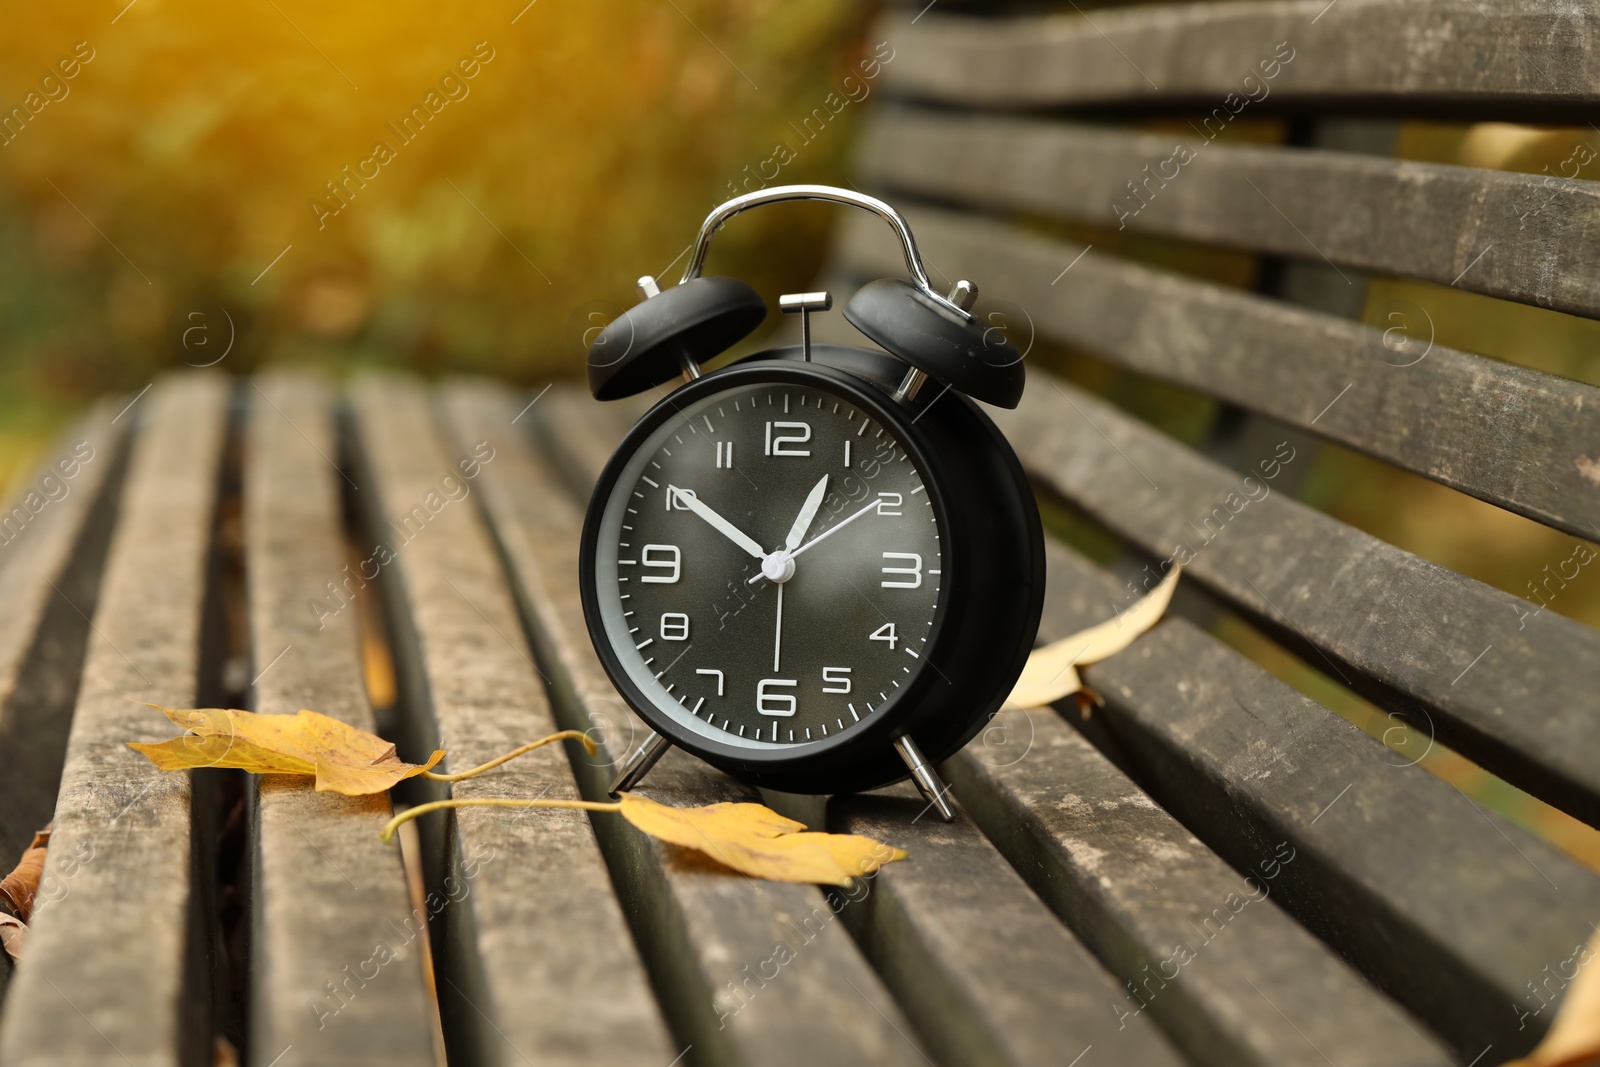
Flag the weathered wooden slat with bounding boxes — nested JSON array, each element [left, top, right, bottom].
[[835, 205, 1600, 542], [345, 377, 673, 1067], [824, 785, 1189, 1067], [880, 1, 1600, 117], [244, 373, 438, 1067], [0, 400, 126, 866], [1031, 538, 1600, 1059], [447, 381, 933, 1067], [945, 708, 1455, 1067], [861, 109, 1600, 320], [991, 370, 1600, 828], [0, 373, 229, 1067]]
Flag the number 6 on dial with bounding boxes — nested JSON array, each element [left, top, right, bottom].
[[757, 679, 798, 717]]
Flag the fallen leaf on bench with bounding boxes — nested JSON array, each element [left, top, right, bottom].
[[0, 825, 50, 925], [616, 793, 905, 886], [1505, 929, 1600, 1067], [1006, 564, 1180, 709], [380, 793, 907, 887], [127, 703, 445, 795], [127, 703, 597, 796], [0, 824, 50, 962]]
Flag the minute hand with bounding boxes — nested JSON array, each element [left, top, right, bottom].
[[671, 486, 766, 559]]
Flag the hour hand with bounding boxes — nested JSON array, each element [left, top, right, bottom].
[[784, 475, 829, 552], [669, 486, 765, 559]]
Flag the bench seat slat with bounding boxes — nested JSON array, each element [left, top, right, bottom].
[[1037, 539, 1600, 1060], [0, 374, 229, 1067], [244, 373, 438, 1066], [824, 787, 1191, 1067], [835, 205, 1600, 541], [450, 383, 934, 1067], [347, 377, 675, 1067], [862, 110, 1600, 320], [988, 370, 1600, 826], [880, 2, 1600, 116], [0, 400, 126, 868], [946, 709, 1454, 1067]]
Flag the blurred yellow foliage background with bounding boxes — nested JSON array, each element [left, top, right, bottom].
[[0, 0, 876, 430]]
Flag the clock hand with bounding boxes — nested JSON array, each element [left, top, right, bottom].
[[783, 475, 830, 553], [747, 496, 883, 584], [669, 485, 765, 559], [773, 581, 784, 672]]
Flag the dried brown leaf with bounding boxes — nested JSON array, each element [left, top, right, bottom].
[[1007, 565, 1180, 709]]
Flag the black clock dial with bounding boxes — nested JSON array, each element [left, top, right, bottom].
[[590, 379, 944, 751]]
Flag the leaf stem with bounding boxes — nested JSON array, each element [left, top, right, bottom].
[[421, 730, 597, 783], [380, 797, 622, 843]]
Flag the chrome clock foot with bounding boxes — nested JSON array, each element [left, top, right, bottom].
[[894, 735, 954, 822], [609, 731, 672, 797]]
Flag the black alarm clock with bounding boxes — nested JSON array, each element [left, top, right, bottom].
[[577, 185, 1043, 819]]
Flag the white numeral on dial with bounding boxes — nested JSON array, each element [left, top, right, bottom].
[[715, 441, 734, 468], [870, 622, 899, 649], [765, 421, 812, 457], [876, 492, 902, 516], [880, 552, 923, 588], [696, 668, 724, 696], [757, 678, 798, 717], [666, 486, 697, 511], [822, 666, 852, 694], [660, 613, 689, 641], [640, 544, 681, 583]]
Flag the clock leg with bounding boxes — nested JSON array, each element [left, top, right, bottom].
[[893, 735, 955, 822], [609, 731, 673, 797]]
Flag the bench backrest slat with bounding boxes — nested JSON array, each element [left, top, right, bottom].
[[996, 373, 1600, 823], [834, 207, 1600, 540], [882, 4, 1600, 115], [862, 110, 1600, 319]]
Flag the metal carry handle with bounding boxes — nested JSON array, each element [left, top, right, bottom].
[[677, 184, 972, 320]]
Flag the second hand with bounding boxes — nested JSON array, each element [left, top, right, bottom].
[[773, 581, 783, 671]]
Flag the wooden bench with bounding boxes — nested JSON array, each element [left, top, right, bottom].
[[1, 4, 1598, 1066]]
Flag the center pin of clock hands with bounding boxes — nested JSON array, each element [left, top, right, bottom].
[[749, 488, 885, 586]]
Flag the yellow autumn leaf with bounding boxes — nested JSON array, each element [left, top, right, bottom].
[[1006, 564, 1180, 709], [380, 793, 908, 887], [128, 703, 444, 795], [617, 793, 905, 886]]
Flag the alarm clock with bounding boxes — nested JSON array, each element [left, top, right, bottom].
[[577, 185, 1043, 819]]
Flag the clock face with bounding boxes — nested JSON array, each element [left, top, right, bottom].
[[590, 375, 946, 752]]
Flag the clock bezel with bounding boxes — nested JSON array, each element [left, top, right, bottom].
[[578, 359, 963, 780]]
